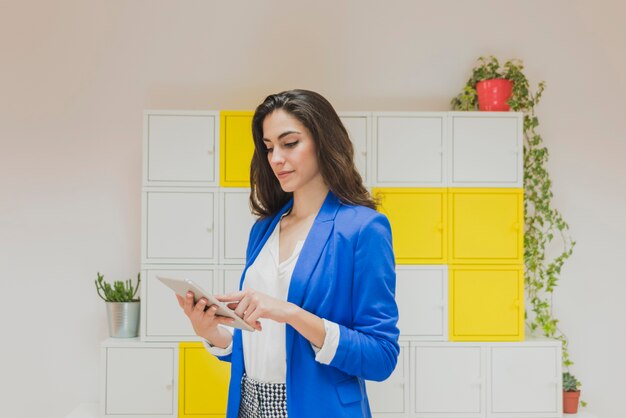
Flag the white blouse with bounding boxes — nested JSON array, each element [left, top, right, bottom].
[[203, 219, 340, 383]]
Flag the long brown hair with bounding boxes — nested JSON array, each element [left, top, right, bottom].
[[250, 89, 375, 217]]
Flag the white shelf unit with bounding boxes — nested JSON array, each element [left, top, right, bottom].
[[100, 109, 561, 418]]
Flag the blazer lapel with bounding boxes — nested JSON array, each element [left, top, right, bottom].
[[241, 199, 293, 289], [287, 191, 341, 307]]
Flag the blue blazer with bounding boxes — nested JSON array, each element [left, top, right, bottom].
[[217, 191, 400, 417]]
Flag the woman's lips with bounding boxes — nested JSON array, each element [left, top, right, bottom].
[[277, 170, 293, 180]]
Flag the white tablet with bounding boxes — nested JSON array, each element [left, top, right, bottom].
[[157, 275, 255, 332]]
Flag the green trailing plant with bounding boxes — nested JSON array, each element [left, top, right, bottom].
[[452, 56, 582, 405], [563, 372, 581, 392], [95, 272, 141, 302]]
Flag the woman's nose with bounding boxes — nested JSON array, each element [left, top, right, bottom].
[[270, 147, 284, 164]]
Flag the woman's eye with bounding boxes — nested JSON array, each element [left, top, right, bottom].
[[265, 148, 273, 153], [284, 141, 299, 148]]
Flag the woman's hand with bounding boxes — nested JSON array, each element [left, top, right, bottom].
[[217, 289, 297, 331], [176, 292, 234, 346]]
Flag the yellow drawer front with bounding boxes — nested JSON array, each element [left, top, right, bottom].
[[220, 111, 254, 187], [374, 188, 446, 264], [449, 188, 523, 264], [449, 265, 524, 341], [179, 342, 230, 418]]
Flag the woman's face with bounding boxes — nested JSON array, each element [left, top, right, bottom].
[[262, 109, 323, 193]]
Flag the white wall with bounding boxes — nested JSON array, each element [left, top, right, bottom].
[[1, 1, 624, 417]]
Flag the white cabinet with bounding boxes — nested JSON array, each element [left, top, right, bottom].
[[448, 113, 522, 187], [130, 109, 559, 418], [142, 188, 217, 264], [368, 342, 410, 418], [141, 267, 217, 341], [339, 112, 370, 183], [407, 340, 561, 418], [489, 345, 562, 417], [100, 340, 177, 418], [395, 266, 447, 340], [219, 189, 257, 264], [144, 111, 218, 186], [373, 113, 446, 186], [413, 344, 485, 418]]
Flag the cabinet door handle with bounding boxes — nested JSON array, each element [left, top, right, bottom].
[[436, 223, 444, 231], [361, 150, 367, 156], [208, 150, 214, 155], [165, 384, 172, 391], [206, 226, 213, 233], [512, 222, 520, 231]]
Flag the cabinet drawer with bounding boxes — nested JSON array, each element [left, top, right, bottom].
[[375, 188, 447, 264], [395, 266, 447, 340], [449, 113, 522, 187], [104, 347, 175, 416], [412, 344, 485, 417], [179, 342, 230, 417], [489, 346, 562, 416], [220, 266, 244, 295], [145, 112, 217, 186], [142, 267, 217, 340], [219, 189, 257, 264], [220, 111, 254, 187], [448, 188, 523, 264], [339, 113, 370, 184], [143, 190, 217, 264], [373, 114, 446, 186], [449, 265, 524, 341]]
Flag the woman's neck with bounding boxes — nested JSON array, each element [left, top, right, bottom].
[[290, 180, 329, 221]]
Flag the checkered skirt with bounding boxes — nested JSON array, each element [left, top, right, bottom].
[[238, 373, 288, 418]]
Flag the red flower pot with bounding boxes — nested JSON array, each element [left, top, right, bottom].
[[563, 390, 581, 414], [476, 78, 513, 111]]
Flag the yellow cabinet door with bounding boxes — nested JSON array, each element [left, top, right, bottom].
[[220, 111, 254, 187], [449, 265, 524, 341], [179, 342, 230, 418], [449, 188, 523, 264], [374, 188, 446, 264]]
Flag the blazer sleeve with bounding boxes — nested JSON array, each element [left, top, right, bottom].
[[329, 212, 400, 381]]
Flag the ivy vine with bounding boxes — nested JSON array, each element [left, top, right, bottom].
[[451, 56, 578, 378]]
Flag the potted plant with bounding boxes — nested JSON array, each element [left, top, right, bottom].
[[95, 272, 141, 338], [450, 55, 528, 111], [563, 372, 582, 413]]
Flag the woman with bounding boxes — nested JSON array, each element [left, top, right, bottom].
[[178, 89, 399, 417]]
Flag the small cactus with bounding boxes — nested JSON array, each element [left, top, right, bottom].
[[95, 272, 141, 302]]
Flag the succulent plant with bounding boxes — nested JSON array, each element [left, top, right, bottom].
[[563, 372, 581, 392]]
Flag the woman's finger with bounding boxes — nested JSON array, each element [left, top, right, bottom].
[[194, 298, 207, 313], [214, 315, 235, 326], [183, 291, 195, 316], [217, 291, 244, 302], [203, 304, 218, 319], [233, 296, 250, 319], [245, 308, 262, 327]]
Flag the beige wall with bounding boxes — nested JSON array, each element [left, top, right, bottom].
[[1, 1, 624, 416]]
